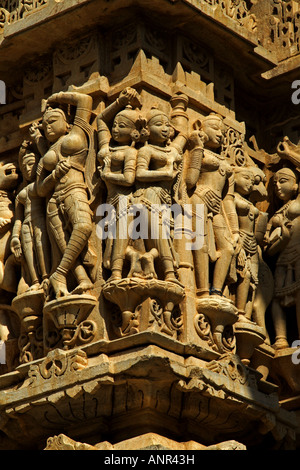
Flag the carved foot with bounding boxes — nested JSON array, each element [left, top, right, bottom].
[[164, 274, 184, 287], [237, 311, 253, 324], [72, 280, 93, 294], [106, 272, 122, 283], [273, 336, 290, 350], [27, 281, 42, 292], [210, 287, 223, 296]]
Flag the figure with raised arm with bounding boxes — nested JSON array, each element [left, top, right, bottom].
[[134, 96, 188, 284], [97, 87, 143, 281], [186, 113, 236, 298], [34, 91, 96, 299]]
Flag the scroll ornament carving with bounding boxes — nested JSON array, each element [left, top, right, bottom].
[[0, 0, 48, 28], [28, 348, 88, 386], [0, 1, 256, 32]]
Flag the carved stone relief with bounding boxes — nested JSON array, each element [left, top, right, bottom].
[[0, 1, 300, 450]]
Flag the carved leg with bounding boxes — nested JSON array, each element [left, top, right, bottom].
[[191, 195, 209, 297], [33, 218, 51, 283], [193, 244, 209, 297], [0, 254, 19, 294], [236, 273, 251, 318], [48, 195, 93, 297], [21, 223, 40, 289], [211, 214, 234, 294], [109, 237, 130, 281], [272, 298, 289, 349]]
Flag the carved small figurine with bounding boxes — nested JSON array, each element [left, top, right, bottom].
[[186, 113, 235, 298], [34, 91, 95, 299], [0, 161, 20, 295], [134, 98, 188, 285], [230, 166, 261, 321], [97, 87, 143, 281], [10, 140, 51, 294], [264, 166, 300, 349]]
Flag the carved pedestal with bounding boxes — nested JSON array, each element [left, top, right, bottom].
[[251, 342, 275, 381], [196, 296, 238, 354], [43, 295, 97, 351], [103, 278, 185, 338], [12, 290, 44, 363], [271, 348, 300, 396], [234, 321, 265, 366]]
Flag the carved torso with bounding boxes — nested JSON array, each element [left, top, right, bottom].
[[235, 192, 260, 234], [198, 149, 232, 198], [43, 133, 88, 193], [17, 182, 44, 222]]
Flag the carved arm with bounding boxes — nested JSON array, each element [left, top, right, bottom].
[[136, 148, 174, 182], [102, 148, 137, 187]]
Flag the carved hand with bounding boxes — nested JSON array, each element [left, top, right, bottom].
[[99, 155, 112, 181], [10, 236, 22, 260], [0, 217, 9, 229], [54, 159, 71, 179], [232, 232, 240, 249], [29, 121, 42, 141], [277, 136, 299, 159], [188, 129, 208, 148], [118, 87, 141, 108], [97, 145, 111, 164]]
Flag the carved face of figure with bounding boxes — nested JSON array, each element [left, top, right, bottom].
[[112, 114, 136, 145], [42, 110, 68, 143], [202, 117, 224, 149], [274, 169, 298, 202], [22, 153, 37, 182], [234, 168, 255, 196], [148, 114, 171, 145]]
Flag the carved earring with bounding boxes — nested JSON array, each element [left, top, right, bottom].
[[139, 126, 150, 144], [293, 184, 299, 196], [130, 129, 140, 145], [168, 125, 175, 144]]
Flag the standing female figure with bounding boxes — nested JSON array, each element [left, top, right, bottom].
[[186, 113, 236, 298], [231, 166, 261, 320], [97, 87, 143, 281], [34, 91, 95, 299], [264, 167, 300, 349], [11, 141, 51, 293], [134, 104, 188, 284]]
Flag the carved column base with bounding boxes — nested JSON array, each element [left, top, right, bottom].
[[271, 348, 300, 395], [103, 278, 185, 338], [0, 339, 296, 450], [12, 290, 44, 363], [250, 342, 275, 381], [234, 321, 265, 366], [196, 296, 238, 354], [43, 294, 97, 351]]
